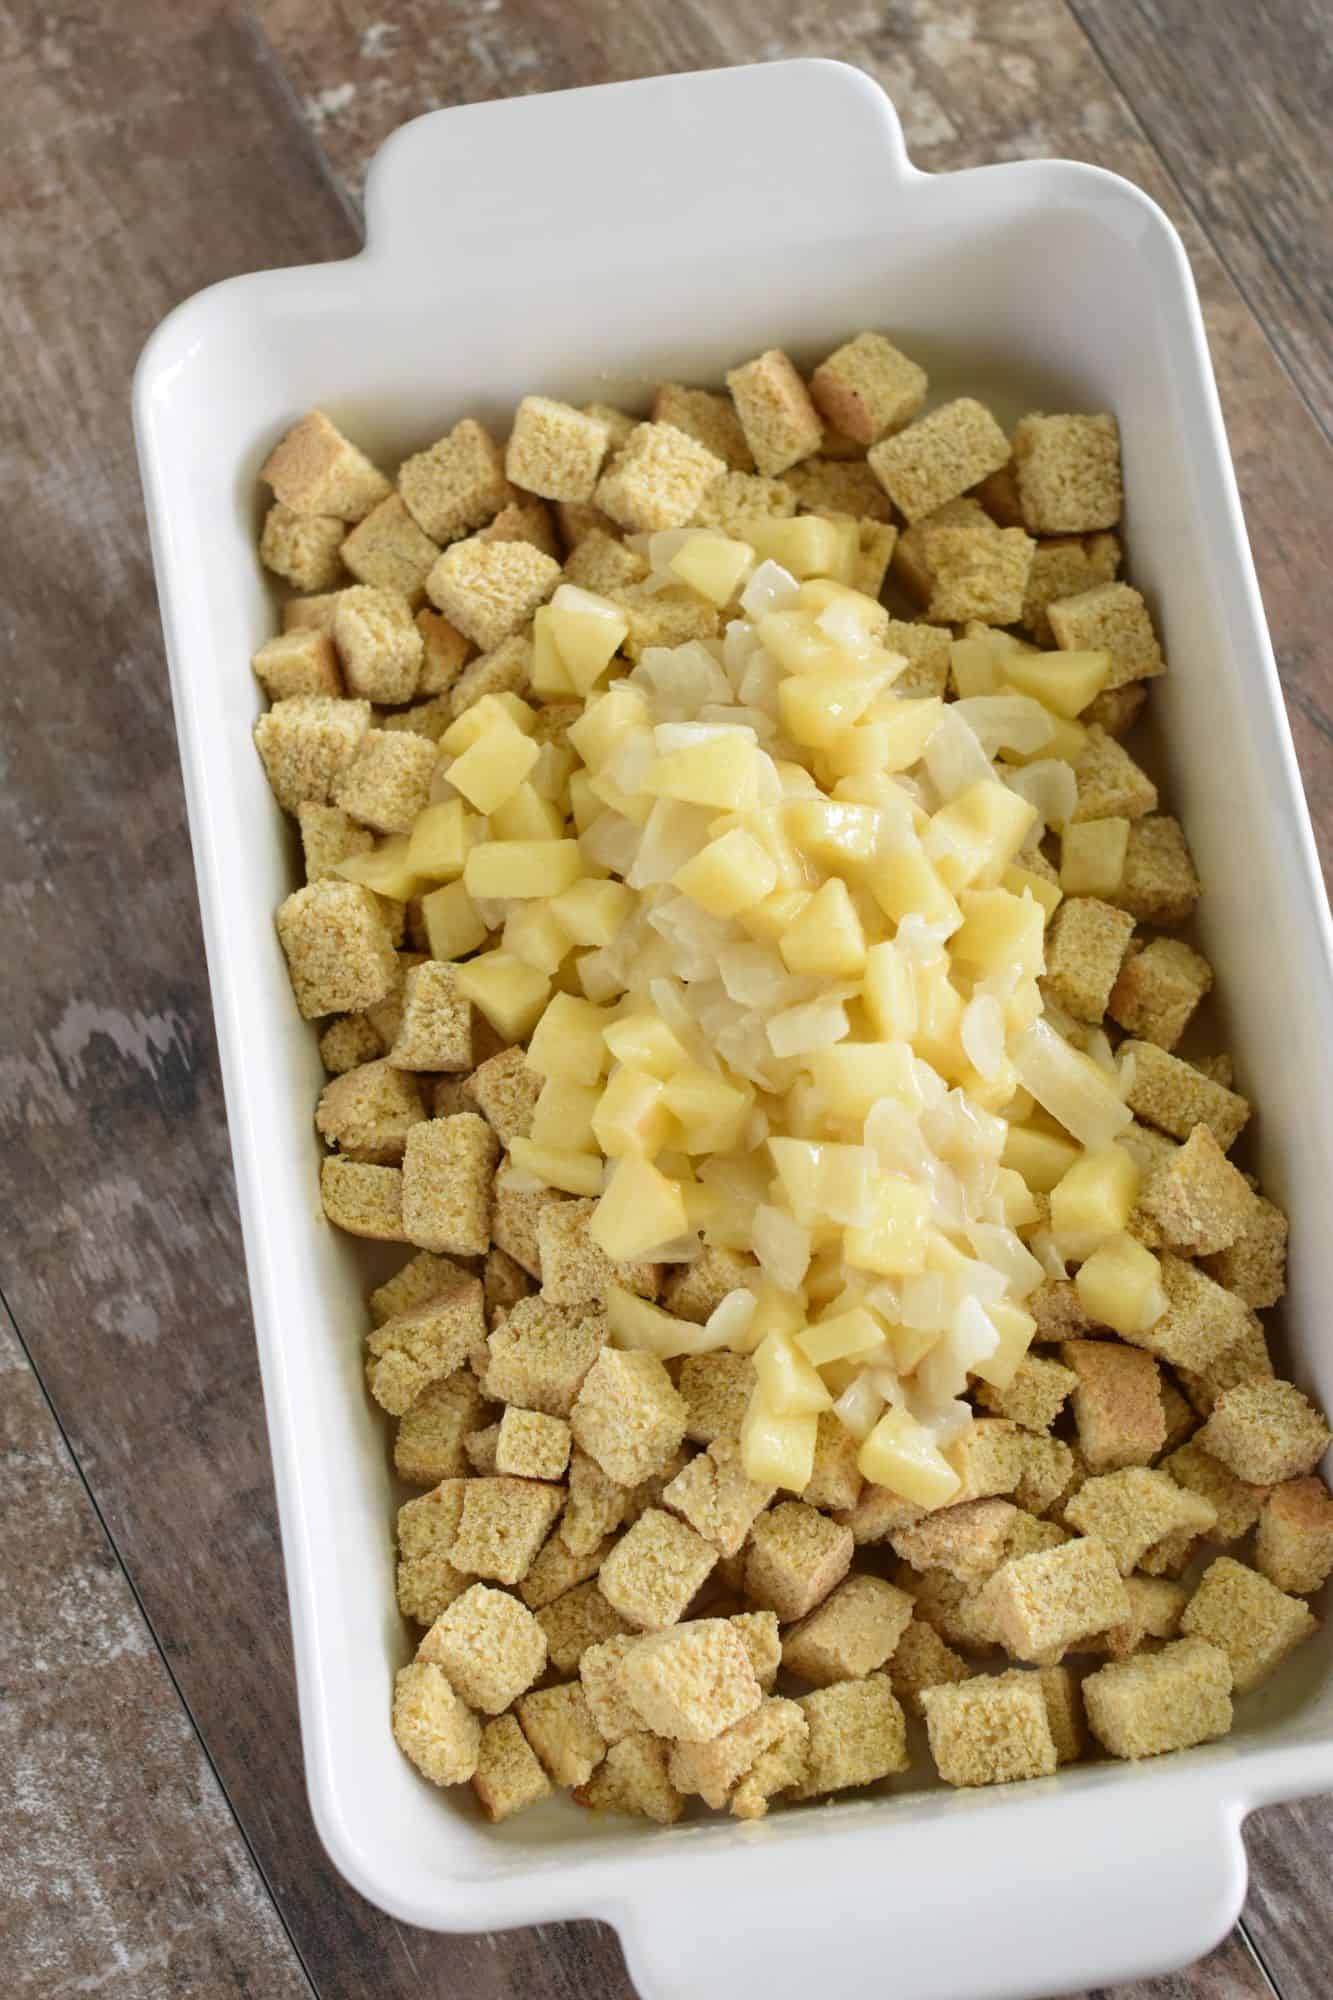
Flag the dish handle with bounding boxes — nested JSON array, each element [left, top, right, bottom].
[[609, 1791, 1247, 2000]]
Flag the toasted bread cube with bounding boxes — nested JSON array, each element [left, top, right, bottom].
[[944, 1419, 1026, 1503], [398, 418, 510, 541], [536, 1197, 660, 1308], [1021, 532, 1121, 645], [976, 1353, 1076, 1433], [1085, 1637, 1232, 1759], [661, 1438, 774, 1557], [882, 618, 951, 697], [891, 1500, 1021, 1585], [1135, 1125, 1257, 1256], [744, 1501, 853, 1623], [478, 492, 563, 558], [252, 627, 342, 702], [620, 1618, 763, 1741], [1042, 896, 1135, 1022], [1062, 1340, 1166, 1472], [484, 1294, 606, 1416], [594, 421, 726, 532], [393, 1370, 488, 1485], [517, 1524, 616, 1614], [282, 589, 348, 632], [578, 1633, 644, 1742], [802, 1411, 865, 1513], [446, 632, 535, 719], [1162, 1438, 1268, 1542], [1113, 1253, 1249, 1378], [464, 1424, 500, 1474], [581, 402, 637, 451], [261, 409, 390, 520], [370, 1247, 470, 1326], [789, 1674, 909, 1797], [652, 384, 753, 472], [1070, 727, 1158, 823], [690, 469, 797, 535], [1201, 1195, 1288, 1309], [1026, 1278, 1099, 1344], [571, 1349, 687, 1485], [339, 493, 442, 600], [809, 331, 928, 445], [893, 1565, 999, 1653], [784, 458, 896, 526], [332, 728, 436, 834], [780, 1575, 914, 1688], [1105, 813, 1201, 927], [612, 582, 722, 657], [318, 1156, 405, 1241], [1083, 681, 1147, 738], [562, 528, 652, 595], [1181, 1556, 1319, 1694], [461, 1048, 540, 1148], [891, 496, 989, 602], [1256, 1478, 1333, 1595], [260, 502, 345, 590], [1063, 1466, 1217, 1574], [924, 521, 1036, 625], [977, 1535, 1130, 1661], [397, 1479, 471, 1624], [888, 1619, 975, 1717], [417, 1580, 547, 1712], [658, 1249, 754, 1327], [493, 1406, 571, 1483], [674, 1352, 756, 1448], [723, 349, 822, 476], [1199, 1379, 1331, 1486], [489, 1182, 568, 1281], [1010, 1434, 1080, 1519], [559, 1445, 632, 1556], [413, 607, 472, 696], [1107, 937, 1211, 1053], [401, 1113, 498, 1256], [367, 1276, 486, 1414], [426, 537, 561, 652], [316, 1058, 425, 1163], [598, 1508, 717, 1631], [255, 693, 371, 815], [1049, 581, 1162, 690], [1012, 414, 1121, 534], [383, 961, 472, 1074], [276, 878, 396, 1022], [1158, 1373, 1199, 1454], [667, 1695, 805, 1811], [869, 398, 1010, 523], [296, 802, 374, 883], [516, 1682, 607, 1788], [329, 585, 422, 703], [537, 1581, 632, 1675], [504, 397, 609, 502], [1098, 1572, 1190, 1658], [922, 1672, 1057, 1787], [451, 1477, 564, 1587], [1123, 1043, 1250, 1151], [469, 1713, 551, 1820], [392, 1659, 481, 1785], [575, 1731, 684, 1822], [318, 1014, 384, 1074]]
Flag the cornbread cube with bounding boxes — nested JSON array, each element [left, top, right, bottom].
[[883, 618, 951, 697], [945, 1419, 1026, 1502], [384, 962, 472, 1074], [363, 950, 426, 1049], [594, 421, 726, 532], [809, 331, 928, 445], [340, 493, 442, 600], [447, 632, 534, 717], [780, 1575, 914, 1688], [888, 1619, 974, 1717], [1108, 937, 1212, 1052], [555, 499, 616, 550], [492, 1406, 570, 1483], [414, 608, 472, 696], [366, 1277, 486, 1414], [451, 1477, 564, 1587], [1105, 814, 1201, 928], [788, 459, 898, 525], [1159, 1374, 1199, 1453], [1201, 1195, 1288, 1309], [790, 1674, 909, 1797], [613, 581, 721, 657], [1256, 1478, 1333, 1595], [730, 1702, 812, 1819], [974, 462, 1024, 527], [296, 802, 372, 883], [1011, 1435, 1079, 1517], [575, 1731, 683, 1823], [730, 1608, 782, 1690], [895, 1566, 999, 1654], [517, 1682, 607, 1787], [690, 469, 797, 535], [652, 384, 753, 472], [282, 589, 347, 632], [417, 1581, 547, 1712], [560, 1445, 632, 1556], [398, 418, 510, 542], [465, 1424, 500, 1474], [252, 627, 342, 702], [571, 1349, 687, 1485], [331, 588, 421, 705], [1063, 1466, 1217, 1574], [579, 1632, 644, 1742], [255, 693, 371, 814], [661, 1248, 758, 1325], [1049, 582, 1163, 691], [924, 521, 1036, 625], [397, 1479, 470, 1624], [892, 1501, 1020, 1585], [426, 537, 561, 651], [484, 1295, 607, 1416], [276, 880, 395, 1023], [1042, 896, 1135, 1022], [802, 1411, 865, 1513], [537, 1199, 660, 1308], [976, 1536, 1130, 1660], [922, 1673, 1057, 1787], [868, 398, 1010, 523], [1137, 1529, 1203, 1579], [478, 493, 565, 558], [370, 1247, 469, 1326], [1012, 414, 1122, 534], [401, 1114, 498, 1256], [833, 1484, 927, 1544], [1070, 727, 1158, 823], [470, 1713, 551, 1821], [661, 1438, 774, 1557], [432, 1076, 472, 1117], [260, 502, 345, 590], [1163, 1439, 1269, 1542], [1199, 1379, 1331, 1486], [319, 1013, 382, 1074], [723, 349, 822, 477], [620, 1618, 763, 1741], [1086, 1637, 1233, 1759], [583, 402, 637, 451], [1084, 681, 1147, 738], [598, 1508, 718, 1630], [667, 1696, 805, 1811], [1100, 1573, 1190, 1658], [392, 1660, 481, 1785], [1021, 532, 1122, 645], [538, 1580, 632, 1674], [1123, 1043, 1250, 1150], [1138, 1261, 1261, 1397], [1062, 1339, 1166, 1472], [1027, 1278, 1100, 1344], [319, 1156, 405, 1241], [891, 497, 989, 602], [518, 1528, 614, 1611], [316, 1058, 425, 1163], [505, 397, 609, 502], [976, 1353, 1076, 1433], [261, 409, 390, 520], [1182, 1557, 1319, 1694], [394, 1370, 489, 1486], [332, 728, 436, 834], [562, 528, 652, 595], [1003, 1515, 1072, 1564], [744, 1502, 853, 1623], [464, 1048, 541, 1147], [1136, 1126, 1257, 1256]]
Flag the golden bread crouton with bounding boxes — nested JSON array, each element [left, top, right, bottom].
[[729, 1607, 781, 1690], [1119, 1252, 1253, 1374], [582, 402, 637, 451], [892, 1500, 1020, 1584], [571, 1349, 687, 1485], [652, 384, 754, 472], [426, 537, 561, 651], [562, 528, 651, 595], [277, 877, 397, 1019], [725, 349, 822, 476], [1012, 413, 1122, 534], [1027, 1279, 1100, 1344], [518, 1528, 615, 1612], [332, 585, 423, 702], [332, 728, 436, 833], [319, 1155, 406, 1241], [447, 633, 534, 717], [661, 1438, 774, 1557], [784, 456, 896, 523], [598, 1508, 718, 1631], [1158, 1374, 1199, 1453], [1021, 532, 1121, 644], [297, 802, 373, 881], [466, 1048, 542, 1146], [393, 1369, 489, 1486], [888, 1618, 975, 1717], [1201, 1195, 1288, 1309], [802, 1411, 864, 1513], [366, 1276, 486, 1414], [945, 1418, 1027, 1502], [881, 618, 951, 697], [578, 1633, 644, 1742], [484, 1295, 606, 1416], [1084, 681, 1146, 737], [396, 1479, 471, 1624], [1084, 1636, 1232, 1759], [809, 330, 928, 445], [282, 589, 347, 632], [613, 581, 721, 656], [977, 1535, 1129, 1661], [261, 410, 391, 521], [1069, 727, 1158, 823], [667, 1694, 805, 1811], [1020, 1663, 1085, 1763], [868, 398, 1009, 522], [255, 693, 371, 814], [1174, 1309, 1273, 1418], [414, 607, 472, 695], [560, 1445, 633, 1556], [620, 1618, 763, 1741], [1061, 1339, 1166, 1472], [385, 962, 473, 1073], [537, 1197, 661, 1306], [594, 421, 726, 532], [922, 1672, 1057, 1787], [923, 520, 1036, 625], [260, 502, 345, 591], [319, 1012, 382, 1074], [495, 1406, 571, 1482], [1105, 814, 1200, 926], [471, 1714, 551, 1821], [690, 469, 797, 535], [399, 418, 511, 542], [464, 1423, 500, 1474], [316, 1057, 425, 1162], [506, 396, 610, 502], [253, 627, 342, 700], [894, 1565, 999, 1653], [661, 1247, 757, 1324], [1135, 1126, 1257, 1256], [417, 1580, 548, 1712], [451, 1477, 565, 1587], [976, 1353, 1076, 1433], [1198, 1379, 1331, 1485], [340, 494, 441, 600], [477, 492, 560, 558], [1042, 896, 1135, 1022], [1122, 1043, 1250, 1150], [780, 1574, 914, 1687], [1162, 1439, 1269, 1542], [744, 1501, 853, 1622], [891, 496, 990, 602], [1256, 1478, 1333, 1595], [1062, 1466, 1217, 1574], [1099, 1572, 1190, 1658], [832, 1483, 927, 1544], [516, 1682, 607, 1787], [1011, 1434, 1079, 1518], [789, 1674, 909, 1797], [1108, 937, 1212, 1051], [400, 1113, 498, 1256], [370, 1247, 470, 1326], [392, 1660, 481, 1786], [537, 1581, 632, 1675], [1049, 581, 1162, 690], [575, 1731, 684, 1822]]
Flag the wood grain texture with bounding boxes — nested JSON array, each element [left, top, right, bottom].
[[1070, 0, 1333, 438], [0, 2, 1328, 1999]]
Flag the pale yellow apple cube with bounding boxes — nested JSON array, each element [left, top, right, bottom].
[[642, 734, 759, 811], [754, 1330, 834, 1416], [779, 878, 867, 978], [807, 1043, 917, 1122], [453, 950, 551, 1039], [861, 942, 918, 1041], [1003, 649, 1111, 718], [538, 584, 629, 695], [867, 847, 962, 933], [779, 666, 894, 750], [1001, 862, 1063, 919], [530, 1076, 601, 1154], [796, 1306, 885, 1367], [740, 1394, 818, 1493], [567, 768, 601, 832], [463, 839, 584, 900], [527, 992, 614, 1085], [503, 900, 571, 975], [673, 827, 778, 917], [869, 696, 946, 772], [422, 879, 489, 961], [969, 1299, 1037, 1391], [530, 615, 576, 697], [591, 1157, 688, 1259], [844, 1175, 930, 1277], [604, 1011, 689, 1079], [489, 783, 564, 842], [508, 1135, 605, 1196], [662, 1065, 752, 1154], [1075, 1232, 1167, 1336], [548, 879, 632, 948], [447, 722, 540, 815], [858, 1408, 961, 1508], [567, 686, 652, 772], [739, 886, 813, 944], [911, 961, 966, 1079], [949, 637, 999, 698], [797, 577, 889, 641], [748, 1284, 807, 1347], [336, 834, 424, 902], [737, 514, 856, 581], [1051, 1145, 1140, 1254], [783, 798, 881, 872], [1001, 1122, 1080, 1193], [668, 530, 754, 605], [755, 609, 842, 676], [1060, 817, 1130, 896], [406, 799, 472, 882], [593, 1067, 674, 1159], [998, 704, 1088, 767], [441, 693, 535, 754], [927, 781, 1038, 891], [949, 887, 1046, 980]]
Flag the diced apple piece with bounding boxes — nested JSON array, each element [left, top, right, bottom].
[[844, 1174, 931, 1277], [910, 961, 966, 1079], [567, 686, 652, 771], [779, 877, 867, 979], [949, 638, 998, 698], [642, 734, 759, 811], [668, 530, 754, 605], [1060, 818, 1130, 896], [740, 1393, 818, 1492], [673, 826, 778, 917], [796, 1306, 885, 1367], [1075, 1231, 1167, 1337], [526, 992, 614, 1084], [738, 514, 855, 581], [464, 839, 584, 900], [748, 1283, 807, 1346], [798, 577, 889, 641], [530, 1077, 601, 1154], [1001, 1122, 1081, 1194], [949, 888, 1046, 981], [662, 1064, 752, 1154], [739, 885, 813, 944], [530, 614, 576, 697], [441, 693, 535, 755], [593, 1066, 673, 1159], [591, 1157, 688, 1259], [336, 834, 424, 902], [421, 880, 489, 961], [604, 1011, 689, 1079], [1050, 1145, 1140, 1255], [453, 950, 551, 1039], [489, 783, 564, 842], [405, 799, 471, 882], [508, 1135, 605, 1196], [969, 1299, 1037, 1391], [567, 768, 600, 832], [807, 1043, 917, 1122], [538, 584, 629, 696], [1001, 862, 1063, 919], [926, 781, 1038, 892], [867, 846, 962, 934], [861, 942, 918, 1041], [859, 1407, 961, 1508], [779, 666, 894, 750], [754, 1330, 834, 1416], [607, 1285, 728, 1359], [550, 878, 635, 947], [1003, 648, 1111, 718], [997, 704, 1088, 767], [447, 721, 540, 815], [783, 797, 881, 870], [503, 899, 571, 975], [867, 696, 946, 772]]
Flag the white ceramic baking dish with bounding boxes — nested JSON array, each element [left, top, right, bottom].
[[134, 59, 1333, 2000]]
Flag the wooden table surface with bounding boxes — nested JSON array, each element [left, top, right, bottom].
[[2, 2, 1329, 1994]]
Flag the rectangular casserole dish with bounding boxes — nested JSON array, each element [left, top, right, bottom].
[[133, 59, 1333, 2000]]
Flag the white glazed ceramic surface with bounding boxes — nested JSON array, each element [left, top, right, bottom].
[[134, 60, 1333, 2000]]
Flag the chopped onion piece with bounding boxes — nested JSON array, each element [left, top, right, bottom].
[[767, 993, 851, 1058], [833, 1373, 886, 1442], [895, 911, 950, 962], [816, 599, 876, 655], [579, 811, 640, 875], [753, 1203, 811, 1290], [905, 1394, 974, 1448], [900, 1273, 951, 1332], [953, 694, 1056, 757], [964, 1221, 1045, 1299], [632, 641, 734, 717], [1030, 1229, 1070, 1282], [628, 798, 716, 888], [866, 1280, 903, 1325], [961, 993, 1006, 1080], [1081, 1026, 1118, 1075], [654, 719, 756, 752], [704, 1288, 758, 1351], [923, 708, 992, 801], [1004, 758, 1077, 830], [740, 558, 799, 619], [1012, 1018, 1134, 1149]]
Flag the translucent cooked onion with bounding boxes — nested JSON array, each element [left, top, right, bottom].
[[923, 708, 992, 801], [752, 1202, 812, 1289], [739, 558, 799, 619], [628, 798, 716, 888], [833, 1372, 886, 1441], [767, 992, 850, 1058], [632, 642, 733, 717], [579, 811, 640, 876], [654, 719, 756, 752], [1004, 758, 1077, 830], [905, 1394, 973, 1448], [865, 1099, 930, 1179], [815, 599, 876, 654], [895, 911, 950, 961], [719, 942, 808, 1010], [704, 1288, 758, 1350], [647, 893, 739, 980], [953, 694, 1056, 757], [961, 993, 1006, 1080], [1012, 1018, 1134, 1148], [964, 1221, 1045, 1299]]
